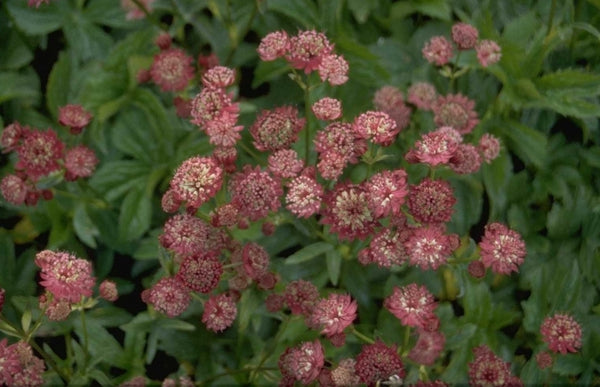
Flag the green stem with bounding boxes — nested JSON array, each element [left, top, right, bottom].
[[249, 316, 292, 382], [400, 325, 412, 355], [350, 326, 375, 344], [239, 140, 263, 164], [29, 338, 71, 384], [79, 308, 89, 367], [546, 0, 557, 38]]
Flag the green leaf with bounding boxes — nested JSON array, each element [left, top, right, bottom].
[[74, 317, 126, 368], [6, 0, 65, 35], [83, 0, 131, 28], [347, 0, 376, 23], [536, 69, 600, 96], [502, 121, 547, 169], [252, 60, 291, 88], [73, 203, 100, 248], [63, 17, 113, 61], [411, 0, 451, 21], [46, 51, 72, 119], [0, 71, 40, 105], [266, 0, 320, 28], [448, 175, 483, 235], [118, 186, 152, 242], [481, 150, 512, 220], [89, 160, 151, 202], [0, 28, 33, 70], [284, 242, 334, 264], [0, 231, 16, 291], [325, 249, 342, 286]]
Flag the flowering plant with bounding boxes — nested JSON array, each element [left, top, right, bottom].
[[1, 0, 599, 385]]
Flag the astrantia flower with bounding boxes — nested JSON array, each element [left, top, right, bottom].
[[407, 178, 456, 224], [176, 253, 223, 293], [257, 30, 289, 61], [1, 340, 45, 387], [99, 279, 118, 302], [41, 296, 71, 321], [408, 330, 446, 366], [204, 115, 243, 147], [478, 133, 501, 163], [286, 30, 333, 73], [160, 214, 224, 257], [202, 293, 237, 332], [353, 111, 398, 146], [373, 86, 412, 131], [285, 174, 323, 218], [476, 40, 502, 67], [161, 188, 181, 213], [355, 340, 405, 386], [321, 182, 377, 241], [1, 174, 28, 205], [202, 66, 236, 89], [268, 149, 304, 179], [155, 32, 171, 50], [384, 283, 437, 328], [64, 145, 98, 180], [405, 127, 460, 166], [422, 36, 453, 66], [408, 82, 438, 111], [284, 280, 319, 316], [35, 250, 95, 303], [314, 122, 366, 165], [331, 359, 360, 387], [540, 313, 582, 354], [150, 48, 195, 92], [190, 88, 239, 129], [249, 106, 305, 152], [318, 54, 349, 86], [405, 225, 458, 270], [1, 122, 28, 153], [279, 340, 325, 384], [28, 0, 52, 7], [146, 277, 190, 317], [170, 156, 223, 209], [312, 97, 342, 121], [0, 339, 22, 386], [16, 129, 64, 181], [173, 96, 192, 118], [479, 222, 526, 274], [229, 165, 282, 221], [449, 143, 482, 174], [535, 351, 553, 369], [451, 22, 479, 50], [433, 93, 479, 134], [359, 227, 411, 268], [241, 242, 270, 281], [468, 345, 519, 387], [366, 169, 408, 218], [308, 293, 357, 337], [211, 203, 239, 227], [58, 104, 92, 134]]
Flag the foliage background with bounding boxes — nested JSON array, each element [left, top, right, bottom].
[[1, 0, 600, 385]]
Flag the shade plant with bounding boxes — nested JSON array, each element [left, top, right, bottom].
[[0, 0, 599, 385]]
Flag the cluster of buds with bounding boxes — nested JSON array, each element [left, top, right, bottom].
[[0, 105, 97, 206], [422, 22, 501, 68]]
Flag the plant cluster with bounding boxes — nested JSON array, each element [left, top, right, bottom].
[[0, 0, 599, 386]]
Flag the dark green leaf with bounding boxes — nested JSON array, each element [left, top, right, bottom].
[[284, 242, 334, 264], [325, 249, 342, 286], [46, 51, 72, 119], [0, 29, 33, 70], [89, 160, 151, 202], [118, 186, 152, 242], [502, 121, 547, 169], [0, 71, 40, 105], [73, 203, 100, 248], [412, 0, 451, 20], [63, 17, 113, 61], [266, 0, 320, 28], [481, 150, 512, 220], [6, 0, 65, 35], [74, 317, 126, 368]]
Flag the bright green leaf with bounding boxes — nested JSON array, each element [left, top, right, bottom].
[[325, 249, 342, 286], [285, 242, 334, 264], [118, 186, 152, 242]]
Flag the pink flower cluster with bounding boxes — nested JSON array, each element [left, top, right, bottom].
[[468, 345, 522, 386], [0, 112, 98, 206], [540, 313, 582, 354], [258, 30, 349, 86], [0, 339, 45, 387], [422, 22, 501, 68]]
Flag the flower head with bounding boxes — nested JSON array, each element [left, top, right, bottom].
[[373, 86, 412, 131], [408, 178, 456, 224], [318, 54, 349, 86], [279, 340, 325, 384], [0, 340, 45, 387], [422, 36, 453, 66], [449, 143, 482, 174], [286, 30, 333, 73], [321, 182, 377, 241], [160, 214, 226, 258], [155, 32, 171, 50], [384, 283, 437, 329], [405, 225, 458, 270], [405, 127, 460, 166], [257, 30, 290, 61], [58, 104, 92, 134], [229, 165, 282, 221], [308, 293, 357, 337], [249, 106, 305, 152], [408, 330, 446, 365], [150, 48, 195, 92], [99, 279, 118, 302], [35, 250, 95, 303], [285, 174, 323, 218], [1, 174, 28, 205], [433, 93, 479, 134], [241, 242, 270, 281], [170, 156, 223, 209], [353, 111, 399, 146], [1, 122, 28, 153], [359, 227, 411, 268], [408, 82, 438, 111], [451, 23, 479, 50], [176, 253, 223, 293], [146, 277, 190, 317], [201, 65, 235, 89], [478, 133, 501, 163], [16, 129, 64, 181], [284, 280, 319, 316], [476, 40, 502, 67], [312, 97, 342, 121], [366, 169, 408, 218], [479, 222, 526, 274], [204, 115, 243, 147], [202, 293, 237, 332], [190, 88, 239, 129], [540, 313, 582, 354], [468, 345, 519, 387], [268, 149, 304, 179], [355, 340, 405, 386], [535, 351, 553, 369], [64, 145, 98, 180]]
